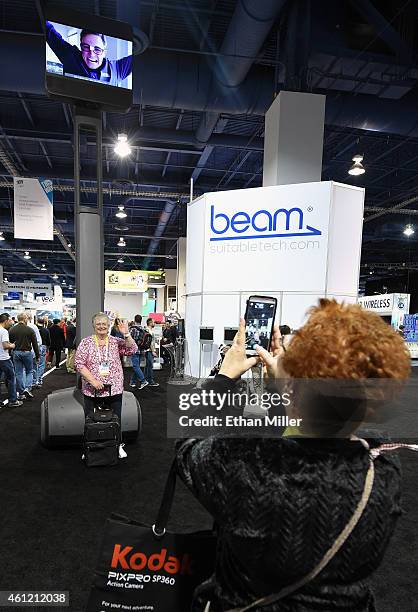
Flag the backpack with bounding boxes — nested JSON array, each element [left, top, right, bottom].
[[131, 325, 153, 351]]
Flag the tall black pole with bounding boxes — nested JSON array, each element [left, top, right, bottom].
[[73, 106, 104, 344]]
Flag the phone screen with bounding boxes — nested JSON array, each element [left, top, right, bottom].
[[245, 297, 277, 354]]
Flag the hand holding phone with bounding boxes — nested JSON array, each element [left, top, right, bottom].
[[256, 325, 289, 379], [218, 318, 259, 379]]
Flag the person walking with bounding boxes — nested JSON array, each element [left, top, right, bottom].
[[66, 319, 77, 374], [128, 314, 148, 390], [49, 319, 65, 368], [144, 318, 159, 387], [34, 317, 50, 386], [9, 313, 39, 400], [25, 313, 42, 391], [0, 313, 22, 407]]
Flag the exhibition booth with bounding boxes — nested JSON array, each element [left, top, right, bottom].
[[185, 180, 365, 378]]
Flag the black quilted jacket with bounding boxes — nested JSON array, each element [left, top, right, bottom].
[[176, 429, 401, 611]]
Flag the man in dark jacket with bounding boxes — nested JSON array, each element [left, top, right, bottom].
[[48, 319, 65, 369], [65, 319, 77, 374], [9, 313, 39, 399], [46, 21, 132, 87]]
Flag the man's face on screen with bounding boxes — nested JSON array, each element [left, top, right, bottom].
[[80, 33, 106, 70]]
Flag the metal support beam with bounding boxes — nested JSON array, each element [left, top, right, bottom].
[[351, 0, 412, 64], [17, 93, 35, 126], [39, 140, 52, 168]]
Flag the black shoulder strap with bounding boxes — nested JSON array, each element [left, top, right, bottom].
[[152, 459, 178, 537]]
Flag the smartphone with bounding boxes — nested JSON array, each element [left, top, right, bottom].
[[244, 296, 278, 355]]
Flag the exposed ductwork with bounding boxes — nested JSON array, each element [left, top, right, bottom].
[[195, 0, 288, 144], [142, 200, 177, 270], [3, 30, 418, 140]]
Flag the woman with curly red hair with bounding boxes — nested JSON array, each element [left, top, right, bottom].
[[176, 299, 412, 612]]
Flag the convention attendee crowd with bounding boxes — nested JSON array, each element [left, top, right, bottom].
[[0, 312, 77, 406], [0, 311, 175, 407]]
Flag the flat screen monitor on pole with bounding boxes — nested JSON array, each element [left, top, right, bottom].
[[43, 5, 133, 110]]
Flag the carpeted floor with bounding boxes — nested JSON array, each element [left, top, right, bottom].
[[0, 366, 417, 611]]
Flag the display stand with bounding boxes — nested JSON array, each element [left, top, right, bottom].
[[167, 338, 196, 386]]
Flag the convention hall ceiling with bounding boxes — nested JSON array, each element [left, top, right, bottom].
[[1, 0, 418, 294]]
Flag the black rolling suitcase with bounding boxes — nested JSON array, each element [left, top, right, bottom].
[[83, 385, 120, 467]]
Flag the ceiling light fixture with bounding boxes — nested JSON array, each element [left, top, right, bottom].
[[348, 154, 365, 176], [114, 133, 131, 158], [404, 224, 415, 237], [117, 257, 125, 263], [23, 251, 31, 259], [4, 277, 8, 283], [116, 205, 127, 219], [52, 273, 58, 280], [62, 279, 66, 284], [67, 243, 72, 248], [69, 285, 73, 289], [0, 232, 5, 241], [118, 237, 126, 247]]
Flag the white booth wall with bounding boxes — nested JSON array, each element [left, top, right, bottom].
[[185, 181, 364, 378], [104, 292, 144, 320]]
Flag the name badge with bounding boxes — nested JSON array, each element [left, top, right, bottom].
[[99, 362, 110, 377]]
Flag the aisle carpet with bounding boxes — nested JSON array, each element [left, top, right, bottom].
[[0, 367, 417, 611]]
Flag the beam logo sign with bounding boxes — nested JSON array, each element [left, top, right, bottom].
[[209, 204, 322, 241]]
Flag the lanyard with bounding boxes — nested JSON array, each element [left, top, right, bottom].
[[93, 335, 109, 363]]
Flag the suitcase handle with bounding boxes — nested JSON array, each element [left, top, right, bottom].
[[94, 383, 112, 397]]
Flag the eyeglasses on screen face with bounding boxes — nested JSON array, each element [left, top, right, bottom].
[[80, 43, 105, 55]]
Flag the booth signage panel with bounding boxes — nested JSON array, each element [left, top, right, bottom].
[[13, 177, 54, 241], [357, 293, 410, 319], [105, 270, 148, 292], [202, 182, 331, 292], [1, 282, 52, 292], [357, 294, 394, 315]]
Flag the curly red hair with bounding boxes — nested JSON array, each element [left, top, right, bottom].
[[283, 299, 410, 379]]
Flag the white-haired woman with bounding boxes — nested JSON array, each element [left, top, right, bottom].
[[74, 312, 137, 426]]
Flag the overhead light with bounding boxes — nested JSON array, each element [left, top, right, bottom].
[[404, 224, 414, 237], [348, 154, 365, 176], [67, 243, 72, 248], [114, 133, 131, 158], [116, 206, 127, 219], [0, 232, 5, 241], [118, 237, 126, 247], [52, 273, 58, 280], [41, 263, 46, 269], [369, 270, 373, 275], [69, 285, 73, 289], [23, 251, 31, 259], [62, 279, 66, 284], [117, 257, 125, 263], [4, 277, 8, 283]]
